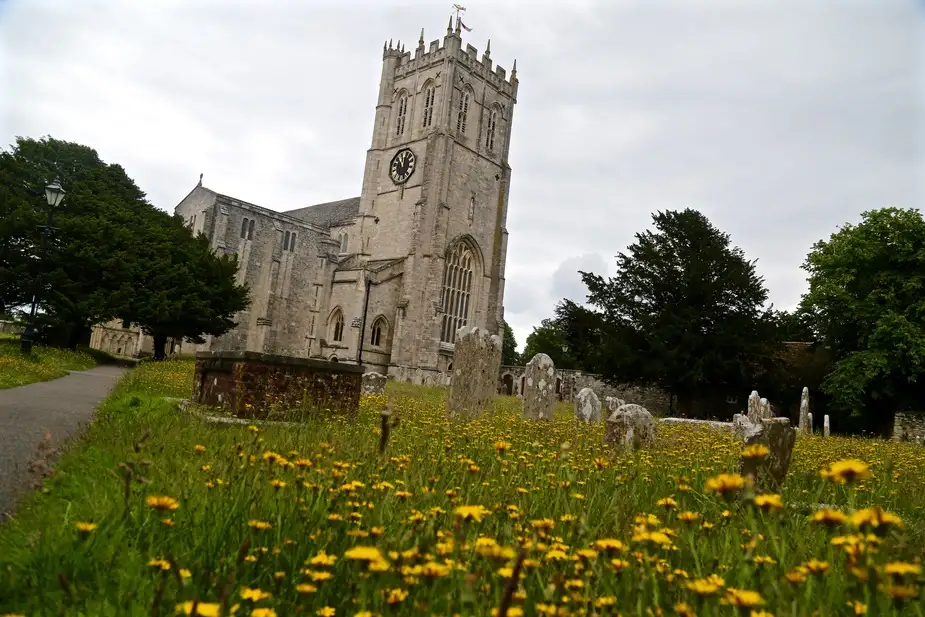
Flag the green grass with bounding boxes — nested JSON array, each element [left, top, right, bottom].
[[0, 359, 923, 616], [0, 338, 103, 389]]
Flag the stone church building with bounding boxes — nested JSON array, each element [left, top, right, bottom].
[[92, 20, 519, 384]]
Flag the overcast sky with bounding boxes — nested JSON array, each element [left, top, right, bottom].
[[2, 0, 922, 351]]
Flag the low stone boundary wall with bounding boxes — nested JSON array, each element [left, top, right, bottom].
[[893, 412, 925, 442], [193, 351, 364, 420]]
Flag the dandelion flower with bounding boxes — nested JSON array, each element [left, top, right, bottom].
[[174, 602, 221, 616], [251, 610, 276, 617], [673, 602, 696, 617], [753, 494, 784, 512], [316, 608, 336, 617], [820, 459, 872, 485], [146, 495, 179, 511], [453, 505, 490, 522], [721, 588, 764, 608], [240, 587, 272, 601], [385, 588, 408, 604], [73, 521, 97, 533], [248, 520, 272, 530], [705, 473, 747, 497], [741, 444, 769, 459], [849, 507, 903, 531], [811, 508, 848, 527], [883, 562, 921, 577], [296, 584, 318, 594], [657, 497, 678, 509]]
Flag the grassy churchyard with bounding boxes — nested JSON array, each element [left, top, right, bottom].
[[0, 359, 923, 616], [0, 335, 102, 389]]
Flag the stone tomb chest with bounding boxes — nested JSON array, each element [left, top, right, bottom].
[[193, 351, 364, 420]]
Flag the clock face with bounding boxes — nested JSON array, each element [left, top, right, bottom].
[[389, 148, 416, 184]]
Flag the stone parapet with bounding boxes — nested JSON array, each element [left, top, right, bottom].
[[192, 351, 363, 420]]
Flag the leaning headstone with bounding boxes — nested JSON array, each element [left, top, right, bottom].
[[605, 403, 656, 450], [362, 372, 387, 395], [799, 387, 810, 434], [747, 391, 761, 422], [807, 412, 814, 435], [522, 353, 557, 421], [737, 417, 797, 491], [759, 398, 771, 420], [604, 396, 626, 413], [574, 388, 602, 424], [447, 326, 502, 420], [823, 415, 830, 437]]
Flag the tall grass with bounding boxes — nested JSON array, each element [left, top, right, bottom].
[[0, 359, 922, 616], [0, 339, 101, 389]]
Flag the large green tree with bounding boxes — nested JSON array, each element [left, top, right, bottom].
[[581, 209, 778, 414], [500, 318, 520, 365], [522, 319, 581, 369], [122, 210, 250, 360], [0, 136, 154, 346], [799, 207, 925, 430]]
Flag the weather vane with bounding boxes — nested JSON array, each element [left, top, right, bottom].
[[452, 4, 472, 32]]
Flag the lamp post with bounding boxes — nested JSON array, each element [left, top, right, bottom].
[[20, 180, 65, 354]]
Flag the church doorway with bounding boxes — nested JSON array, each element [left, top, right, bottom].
[[502, 374, 514, 395]]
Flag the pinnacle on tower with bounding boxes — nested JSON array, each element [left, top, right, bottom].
[[447, 16, 453, 33], [485, 39, 491, 57], [419, 28, 424, 45], [454, 16, 461, 34], [388, 38, 393, 50], [511, 59, 517, 79]]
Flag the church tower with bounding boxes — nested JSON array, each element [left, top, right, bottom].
[[353, 19, 519, 379]]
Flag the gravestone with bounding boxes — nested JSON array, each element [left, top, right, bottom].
[[823, 414, 830, 437], [362, 372, 387, 395], [574, 388, 601, 423], [447, 326, 502, 420], [604, 396, 626, 413], [759, 397, 771, 420], [522, 353, 557, 421], [604, 403, 656, 450], [737, 417, 797, 491], [747, 391, 761, 422], [807, 412, 813, 435], [799, 387, 810, 434], [732, 414, 752, 440]]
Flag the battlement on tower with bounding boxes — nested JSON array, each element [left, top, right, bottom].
[[382, 24, 518, 98]]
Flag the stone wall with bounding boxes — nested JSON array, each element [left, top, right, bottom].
[[893, 412, 925, 442], [497, 364, 674, 414], [0, 320, 22, 335], [193, 351, 364, 420]]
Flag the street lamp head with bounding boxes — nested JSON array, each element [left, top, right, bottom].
[[45, 180, 65, 208]]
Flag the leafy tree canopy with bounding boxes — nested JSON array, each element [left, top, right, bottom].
[[500, 319, 520, 366], [580, 208, 778, 412], [522, 319, 581, 370], [799, 207, 925, 419]]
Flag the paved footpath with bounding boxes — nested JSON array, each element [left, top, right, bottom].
[[0, 365, 126, 520]]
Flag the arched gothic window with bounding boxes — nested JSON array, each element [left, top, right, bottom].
[[284, 231, 290, 251], [485, 107, 499, 152], [330, 309, 344, 342], [422, 84, 436, 128], [241, 218, 249, 239], [339, 233, 348, 253], [247, 219, 255, 240], [440, 242, 475, 343], [456, 89, 470, 134], [370, 317, 386, 347], [395, 93, 409, 137]]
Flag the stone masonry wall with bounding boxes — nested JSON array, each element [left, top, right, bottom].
[[893, 412, 925, 442]]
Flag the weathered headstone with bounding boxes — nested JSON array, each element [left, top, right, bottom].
[[799, 387, 810, 434], [807, 412, 813, 435], [759, 397, 771, 420], [604, 403, 656, 450], [574, 388, 601, 424], [823, 414, 830, 437], [362, 372, 387, 395], [604, 396, 626, 413], [737, 417, 797, 491], [447, 326, 502, 420], [732, 413, 752, 440], [522, 353, 557, 421], [747, 391, 761, 422]]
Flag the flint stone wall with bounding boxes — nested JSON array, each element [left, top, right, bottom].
[[893, 412, 925, 442], [193, 351, 363, 420], [362, 371, 387, 395]]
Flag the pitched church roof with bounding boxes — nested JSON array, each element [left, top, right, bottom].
[[284, 197, 360, 228]]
